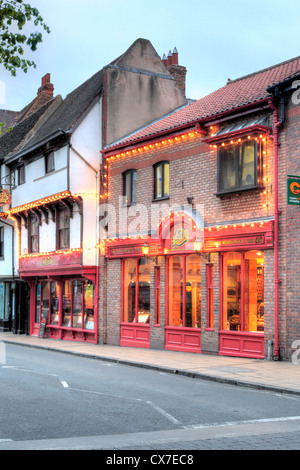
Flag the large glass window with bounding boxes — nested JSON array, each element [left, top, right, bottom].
[[35, 279, 94, 330], [222, 251, 264, 332], [218, 139, 262, 194], [168, 254, 201, 328], [0, 282, 9, 320], [123, 258, 150, 323], [35, 281, 58, 323], [154, 161, 169, 199], [50, 282, 59, 325]]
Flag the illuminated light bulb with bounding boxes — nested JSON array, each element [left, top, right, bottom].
[[248, 136, 251, 139]]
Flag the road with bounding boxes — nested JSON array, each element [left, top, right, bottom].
[[0, 343, 300, 451]]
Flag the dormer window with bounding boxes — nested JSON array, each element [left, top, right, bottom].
[[217, 138, 263, 195]]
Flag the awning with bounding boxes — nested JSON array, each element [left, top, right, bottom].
[[203, 116, 272, 144]]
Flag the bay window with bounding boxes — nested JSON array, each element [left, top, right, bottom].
[[217, 138, 263, 195]]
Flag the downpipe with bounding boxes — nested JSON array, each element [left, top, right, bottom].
[[268, 96, 285, 360]]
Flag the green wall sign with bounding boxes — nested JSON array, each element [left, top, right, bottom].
[[287, 175, 300, 205]]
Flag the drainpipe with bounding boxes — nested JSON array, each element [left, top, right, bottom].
[[268, 95, 285, 360]]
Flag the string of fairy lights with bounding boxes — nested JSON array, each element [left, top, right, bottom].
[[4, 126, 272, 260]]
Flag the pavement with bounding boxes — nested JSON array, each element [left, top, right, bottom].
[[0, 331, 300, 396]]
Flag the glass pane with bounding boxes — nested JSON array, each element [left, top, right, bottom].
[[155, 164, 162, 198], [41, 281, 50, 322], [123, 258, 136, 322], [35, 284, 41, 323], [155, 268, 161, 324], [62, 280, 72, 326], [219, 146, 236, 191], [59, 228, 69, 249], [50, 282, 59, 325], [84, 280, 94, 330], [137, 258, 150, 323], [0, 283, 4, 320], [243, 251, 264, 332], [239, 141, 255, 187], [185, 255, 201, 328], [163, 163, 169, 197], [58, 209, 70, 249], [168, 255, 183, 326], [72, 280, 83, 328], [125, 172, 131, 203], [132, 171, 137, 203], [223, 252, 241, 330], [31, 217, 39, 253]]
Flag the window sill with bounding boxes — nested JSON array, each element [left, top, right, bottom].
[[215, 185, 264, 198], [152, 196, 170, 203]]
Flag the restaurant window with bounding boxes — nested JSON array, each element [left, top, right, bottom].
[[154, 161, 169, 199], [207, 264, 214, 328], [123, 258, 150, 324], [217, 139, 263, 195], [0, 282, 9, 320], [0, 227, 4, 258], [45, 152, 55, 173], [18, 165, 25, 185], [222, 251, 264, 332], [168, 254, 201, 328], [57, 207, 70, 249], [61, 279, 94, 329], [35, 281, 58, 324], [29, 215, 39, 253], [155, 267, 161, 325], [123, 169, 137, 205]]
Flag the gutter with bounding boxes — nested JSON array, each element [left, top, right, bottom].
[[4, 129, 71, 165], [102, 98, 271, 156]]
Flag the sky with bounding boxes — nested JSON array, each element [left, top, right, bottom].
[[1, 0, 300, 111]]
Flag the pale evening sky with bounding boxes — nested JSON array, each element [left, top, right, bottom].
[[1, 0, 300, 111]]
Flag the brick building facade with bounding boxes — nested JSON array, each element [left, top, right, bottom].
[[100, 55, 300, 361]]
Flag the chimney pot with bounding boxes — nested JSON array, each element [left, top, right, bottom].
[[162, 53, 168, 67], [38, 73, 54, 98], [167, 50, 172, 67], [172, 47, 178, 65]]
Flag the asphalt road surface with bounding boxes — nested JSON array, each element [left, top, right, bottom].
[[0, 343, 300, 451]]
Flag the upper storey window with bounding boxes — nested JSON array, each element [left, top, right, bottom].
[[217, 139, 263, 195], [45, 152, 55, 174], [18, 165, 25, 185], [123, 169, 137, 205], [154, 161, 169, 200]]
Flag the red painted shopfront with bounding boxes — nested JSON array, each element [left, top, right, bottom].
[[105, 212, 273, 358], [19, 249, 98, 343]]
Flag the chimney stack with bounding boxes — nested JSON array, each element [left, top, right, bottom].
[[162, 47, 187, 98], [38, 73, 54, 98]]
